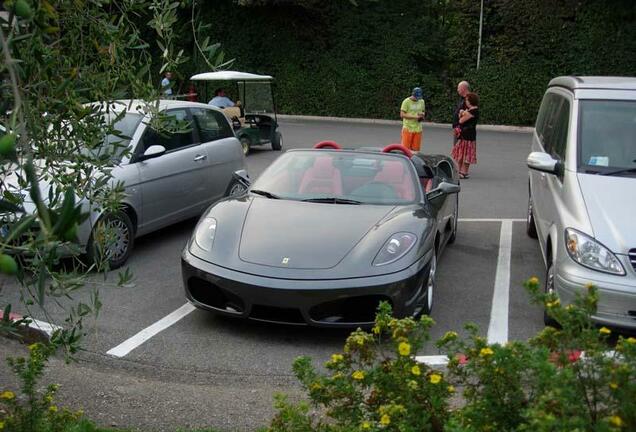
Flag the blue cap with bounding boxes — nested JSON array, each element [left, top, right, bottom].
[[412, 87, 423, 100]]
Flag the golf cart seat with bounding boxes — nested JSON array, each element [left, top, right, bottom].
[[221, 106, 245, 129]]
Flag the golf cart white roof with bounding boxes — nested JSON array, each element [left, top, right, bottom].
[[190, 71, 273, 82]]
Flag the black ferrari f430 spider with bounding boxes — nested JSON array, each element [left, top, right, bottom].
[[181, 142, 460, 327]]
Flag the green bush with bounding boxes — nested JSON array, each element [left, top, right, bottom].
[[186, 0, 635, 126], [267, 279, 636, 432], [0, 343, 94, 432]]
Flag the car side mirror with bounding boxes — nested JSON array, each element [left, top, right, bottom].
[[232, 169, 250, 188], [139, 145, 166, 161], [527, 151, 564, 176], [426, 181, 460, 200]]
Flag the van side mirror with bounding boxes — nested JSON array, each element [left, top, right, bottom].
[[527, 152, 564, 176]]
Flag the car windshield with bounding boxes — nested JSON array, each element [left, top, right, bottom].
[[80, 112, 143, 162], [239, 81, 274, 114], [579, 100, 636, 176], [251, 151, 419, 205]]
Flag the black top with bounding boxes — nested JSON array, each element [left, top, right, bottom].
[[452, 97, 466, 128], [460, 108, 479, 141]]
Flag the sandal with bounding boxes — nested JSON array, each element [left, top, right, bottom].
[[459, 173, 470, 179]]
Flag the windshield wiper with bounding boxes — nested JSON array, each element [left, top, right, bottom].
[[301, 197, 361, 205], [250, 189, 280, 199], [600, 167, 636, 176]]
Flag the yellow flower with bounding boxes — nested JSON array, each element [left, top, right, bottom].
[[528, 276, 539, 285], [627, 337, 636, 345], [361, 421, 371, 430], [546, 299, 560, 308], [49, 405, 58, 413], [609, 415, 623, 427], [599, 327, 611, 335], [480, 347, 494, 357], [447, 385, 455, 393], [352, 370, 365, 381], [429, 373, 442, 384], [411, 365, 421, 376], [0, 391, 15, 400], [443, 331, 458, 341], [380, 414, 391, 426], [331, 353, 344, 363], [398, 342, 411, 356], [609, 382, 618, 390]]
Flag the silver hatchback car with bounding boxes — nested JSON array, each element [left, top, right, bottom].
[[527, 76, 636, 329], [7, 100, 248, 269]]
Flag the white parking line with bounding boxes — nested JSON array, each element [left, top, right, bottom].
[[487, 220, 513, 344], [459, 218, 524, 222], [106, 303, 196, 358]]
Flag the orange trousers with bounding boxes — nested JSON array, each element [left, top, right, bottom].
[[401, 129, 422, 152]]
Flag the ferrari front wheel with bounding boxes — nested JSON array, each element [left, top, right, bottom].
[[422, 250, 437, 315]]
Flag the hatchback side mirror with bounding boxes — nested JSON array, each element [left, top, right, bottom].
[[139, 145, 166, 161], [527, 151, 564, 176]]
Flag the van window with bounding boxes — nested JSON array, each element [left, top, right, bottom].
[[551, 99, 570, 161], [535, 93, 560, 153], [578, 100, 636, 174]]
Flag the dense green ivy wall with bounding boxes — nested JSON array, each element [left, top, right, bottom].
[[192, 0, 635, 125]]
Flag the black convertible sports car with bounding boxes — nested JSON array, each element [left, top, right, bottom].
[[181, 142, 460, 327]]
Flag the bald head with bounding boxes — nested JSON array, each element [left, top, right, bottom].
[[457, 81, 470, 97]]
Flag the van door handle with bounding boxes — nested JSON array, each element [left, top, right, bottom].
[[194, 154, 207, 162]]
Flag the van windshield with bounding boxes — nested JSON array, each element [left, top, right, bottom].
[[579, 100, 636, 176]]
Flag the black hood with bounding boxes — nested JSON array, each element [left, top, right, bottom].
[[239, 198, 394, 269]]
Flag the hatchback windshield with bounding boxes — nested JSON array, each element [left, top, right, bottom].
[[251, 151, 419, 205], [579, 100, 636, 176]]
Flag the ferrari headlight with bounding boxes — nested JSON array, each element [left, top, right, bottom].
[[373, 232, 417, 266], [194, 217, 217, 251], [565, 228, 625, 275]]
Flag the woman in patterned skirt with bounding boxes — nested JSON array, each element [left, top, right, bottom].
[[451, 92, 479, 179]]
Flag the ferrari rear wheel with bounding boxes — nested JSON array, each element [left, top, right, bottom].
[[422, 250, 437, 315], [448, 194, 458, 244]]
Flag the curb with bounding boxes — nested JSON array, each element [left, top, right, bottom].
[[0, 311, 60, 344], [277, 114, 534, 134]]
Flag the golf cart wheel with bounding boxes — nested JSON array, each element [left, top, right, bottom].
[[271, 130, 283, 151], [86, 210, 134, 270], [240, 136, 251, 156]]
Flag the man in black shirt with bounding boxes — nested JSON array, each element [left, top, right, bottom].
[[452, 81, 470, 145]]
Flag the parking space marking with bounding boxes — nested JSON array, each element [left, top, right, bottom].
[[459, 218, 524, 222], [106, 303, 196, 358], [487, 220, 513, 344]]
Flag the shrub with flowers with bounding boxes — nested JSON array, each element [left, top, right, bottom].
[[0, 342, 91, 432], [268, 278, 636, 432]]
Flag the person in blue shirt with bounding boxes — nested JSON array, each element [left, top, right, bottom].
[[161, 72, 173, 97], [208, 88, 236, 108]]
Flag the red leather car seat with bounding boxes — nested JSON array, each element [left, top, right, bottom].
[[298, 157, 343, 195], [373, 161, 415, 200]]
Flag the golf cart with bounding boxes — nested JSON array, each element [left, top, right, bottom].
[[190, 71, 282, 156]]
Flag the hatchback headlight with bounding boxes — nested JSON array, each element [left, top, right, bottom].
[[565, 228, 625, 275], [194, 217, 217, 251], [373, 232, 417, 266]]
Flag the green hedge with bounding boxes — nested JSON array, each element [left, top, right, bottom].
[[190, 0, 635, 125]]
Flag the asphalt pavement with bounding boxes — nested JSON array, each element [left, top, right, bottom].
[[0, 119, 546, 431]]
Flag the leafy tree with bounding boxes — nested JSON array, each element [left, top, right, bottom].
[[0, 0, 228, 354]]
